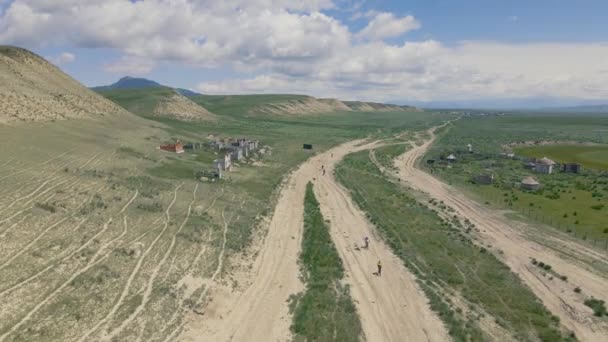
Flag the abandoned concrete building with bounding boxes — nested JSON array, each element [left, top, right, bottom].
[[562, 163, 582, 174], [473, 174, 494, 185], [213, 154, 232, 171]]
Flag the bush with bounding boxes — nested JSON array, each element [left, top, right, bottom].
[[35, 202, 56, 213], [584, 298, 607, 317], [574, 287, 582, 294]]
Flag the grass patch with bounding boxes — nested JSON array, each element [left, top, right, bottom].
[[584, 298, 607, 317], [374, 144, 409, 170], [147, 160, 196, 180], [35, 202, 57, 213], [336, 150, 571, 341], [515, 144, 608, 170], [291, 182, 362, 342]]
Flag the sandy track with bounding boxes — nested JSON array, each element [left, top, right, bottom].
[[181, 139, 447, 342], [396, 128, 608, 340], [312, 144, 450, 342]]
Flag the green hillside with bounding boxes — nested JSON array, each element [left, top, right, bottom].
[[96, 87, 178, 116], [191, 94, 311, 116]]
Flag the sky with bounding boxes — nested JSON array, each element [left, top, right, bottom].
[[1, 0, 608, 104]]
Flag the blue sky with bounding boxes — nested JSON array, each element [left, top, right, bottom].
[[1, 0, 607, 103]]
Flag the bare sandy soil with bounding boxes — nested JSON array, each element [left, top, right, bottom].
[[395, 128, 608, 341], [180, 139, 448, 342]]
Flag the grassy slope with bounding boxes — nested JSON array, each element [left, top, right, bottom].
[[96, 87, 177, 116], [291, 183, 362, 342], [336, 149, 570, 342], [428, 114, 608, 241], [191, 94, 309, 117]]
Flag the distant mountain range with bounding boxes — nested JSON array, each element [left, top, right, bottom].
[[91, 77, 202, 97]]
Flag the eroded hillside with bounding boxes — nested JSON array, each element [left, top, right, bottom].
[[0, 46, 129, 124], [97, 87, 216, 121]]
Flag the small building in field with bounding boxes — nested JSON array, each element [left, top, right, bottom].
[[446, 154, 457, 162], [523, 161, 536, 169], [562, 163, 582, 174], [213, 154, 232, 171], [231, 148, 244, 161], [521, 176, 540, 191], [535, 157, 556, 174], [159, 140, 184, 153], [473, 174, 494, 185]]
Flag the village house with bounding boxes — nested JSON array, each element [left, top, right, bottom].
[[521, 176, 540, 191], [231, 148, 244, 161], [446, 154, 457, 163], [213, 154, 232, 171], [562, 163, 582, 174], [159, 140, 184, 154], [523, 161, 536, 169], [535, 157, 556, 174]]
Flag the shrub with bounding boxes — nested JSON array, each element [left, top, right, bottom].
[[574, 287, 582, 294], [584, 298, 607, 317], [35, 202, 56, 213]]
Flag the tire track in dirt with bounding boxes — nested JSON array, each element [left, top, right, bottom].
[[187, 187, 224, 272], [0, 191, 138, 312], [101, 184, 192, 341], [0, 216, 88, 297], [312, 144, 449, 342], [0, 255, 112, 342], [157, 189, 228, 341], [0, 152, 104, 223], [396, 127, 608, 340], [0, 151, 103, 208], [81, 184, 182, 342], [0, 188, 98, 271], [0, 150, 74, 182], [180, 139, 447, 342]]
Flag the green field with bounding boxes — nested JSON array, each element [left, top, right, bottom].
[[428, 113, 608, 243], [515, 144, 608, 170], [291, 183, 362, 342], [336, 148, 570, 341]]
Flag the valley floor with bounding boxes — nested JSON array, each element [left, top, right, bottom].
[[396, 127, 608, 341], [180, 138, 448, 341]]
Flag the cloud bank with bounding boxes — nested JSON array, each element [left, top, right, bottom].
[[1, 0, 607, 101]]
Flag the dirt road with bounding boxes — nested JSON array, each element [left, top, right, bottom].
[[395, 128, 608, 340], [180, 139, 448, 342]]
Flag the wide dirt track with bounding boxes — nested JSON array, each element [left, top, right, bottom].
[[180, 138, 448, 342], [395, 127, 608, 341]]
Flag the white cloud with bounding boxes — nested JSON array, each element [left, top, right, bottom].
[[103, 56, 155, 75], [506, 15, 519, 22], [48, 52, 75, 65], [1, 0, 608, 101], [357, 12, 420, 40]]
